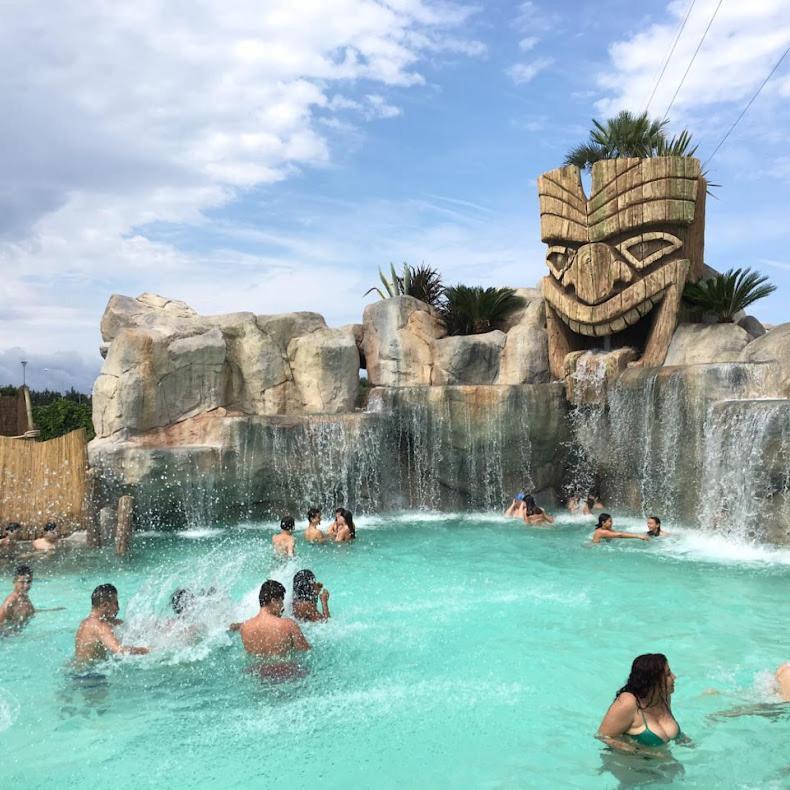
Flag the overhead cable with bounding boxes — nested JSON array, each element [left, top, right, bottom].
[[703, 46, 790, 166], [661, 0, 725, 122], [644, 0, 698, 113]]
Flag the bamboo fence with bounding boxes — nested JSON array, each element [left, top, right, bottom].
[[0, 428, 88, 538]]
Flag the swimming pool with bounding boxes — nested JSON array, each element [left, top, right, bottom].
[[1, 514, 788, 789]]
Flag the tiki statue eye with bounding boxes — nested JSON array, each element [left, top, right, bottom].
[[546, 245, 575, 278], [616, 232, 682, 270]]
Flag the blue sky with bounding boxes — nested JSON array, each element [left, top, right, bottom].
[[1, 0, 788, 391]]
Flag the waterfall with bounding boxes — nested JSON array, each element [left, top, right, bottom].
[[697, 400, 790, 542]]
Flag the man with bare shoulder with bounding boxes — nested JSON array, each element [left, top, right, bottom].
[[272, 516, 296, 557], [0, 565, 35, 630], [32, 522, 60, 552], [239, 580, 310, 657], [777, 663, 790, 701], [304, 507, 326, 543], [74, 584, 149, 664]]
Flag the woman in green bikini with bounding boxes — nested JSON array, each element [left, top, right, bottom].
[[597, 653, 683, 751]]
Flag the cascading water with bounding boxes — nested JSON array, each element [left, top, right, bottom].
[[697, 399, 790, 543]]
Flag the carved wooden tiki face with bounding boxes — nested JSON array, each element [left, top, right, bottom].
[[538, 156, 705, 378]]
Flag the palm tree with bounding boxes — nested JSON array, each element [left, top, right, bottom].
[[364, 263, 445, 309], [565, 111, 697, 171], [682, 268, 776, 323], [441, 286, 524, 335]]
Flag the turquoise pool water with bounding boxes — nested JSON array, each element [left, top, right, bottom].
[[1, 513, 789, 789]]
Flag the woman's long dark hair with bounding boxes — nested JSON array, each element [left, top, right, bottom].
[[293, 569, 317, 603], [596, 513, 612, 529], [339, 508, 356, 539], [524, 495, 542, 517], [616, 653, 671, 707]]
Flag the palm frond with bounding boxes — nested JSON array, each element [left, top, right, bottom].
[[441, 285, 525, 335], [683, 267, 776, 322]]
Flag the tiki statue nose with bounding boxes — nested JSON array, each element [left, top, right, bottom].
[[563, 242, 633, 305]]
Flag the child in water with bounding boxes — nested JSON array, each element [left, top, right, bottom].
[[272, 516, 296, 557]]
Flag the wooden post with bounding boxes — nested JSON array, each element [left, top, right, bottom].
[[85, 468, 101, 548], [115, 495, 134, 556]]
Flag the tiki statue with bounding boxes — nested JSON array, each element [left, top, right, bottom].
[[538, 156, 705, 379]]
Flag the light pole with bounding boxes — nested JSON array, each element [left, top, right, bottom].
[[20, 360, 28, 388]]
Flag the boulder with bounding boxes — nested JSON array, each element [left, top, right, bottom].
[[100, 293, 199, 343], [739, 322, 790, 396], [499, 288, 545, 332], [664, 323, 752, 366], [289, 327, 360, 413], [432, 332, 506, 385], [498, 325, 550, 385], [737, 315, 766, 339], [362, 297, 446, 386]]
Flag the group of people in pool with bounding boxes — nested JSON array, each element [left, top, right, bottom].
[[505, 489, 667, 542], [1, 508, 340, 666], [0, 521, 62, 557], [272, 507, 355, 557], [3, 501, 788, 754]]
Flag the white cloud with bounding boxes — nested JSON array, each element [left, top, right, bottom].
[[0, 0, 483, 367], [506, 58, 552, 85], [518, 36, 539, 52], [596, 0, 790, 123]]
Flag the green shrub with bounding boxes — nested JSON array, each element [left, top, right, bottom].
[[441, 286, 524, 335], [682, 268, 776, 323], [32, 398, 95, 441], [365, 263, 445, 309]]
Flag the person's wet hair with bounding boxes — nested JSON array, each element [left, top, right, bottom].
[[6, 523, 21, 533], [14, 565, 32, 580], [586, 496, 596, 510], [259, 579, 286, 607], [616, 653, 671, 707], [337, 508, 356, 538], [170, 588, 196, 615], [91, 583, 118, 608], [280, 516, 295, 532], [293, 569, 317, 603], [44, 522, 57, 533], [647, 515, 662, 535], [597, 513, 612, 529], [523, 495, 542, 517], [307, 507, 321, 521]]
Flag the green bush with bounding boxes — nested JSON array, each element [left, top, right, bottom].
[[441, 286, 524, 335], [682, 268, 776, 323], [365, 263, 445, 309], [32, 398, 95, 441]]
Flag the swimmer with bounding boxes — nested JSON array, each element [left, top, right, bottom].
[[566, 495, 582, 515], [292, 570, 330, 622], [0, 522, 21, 557], [777, 663, 790, 702], [583, 494, 605, 515], [238, 580, 310, 657], [505, 490, 527, 517], [304, 507, 326, 543], [522, 495, 554, 526], [272, 515, 296, 557], [164, 588, 202, 643], [74, 584, 149, 664], [646, 515, 669, 537], [32, 522, 59, 552], [592, 514, 649, 544], [334, 508, 356, 542], [327, 507, 344, 538], [0, 565, 35, 630], [598, 653, 683, 752]]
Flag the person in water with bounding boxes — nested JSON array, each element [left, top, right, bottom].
[[74, 584, 149, 663], [776, 663, 790, 701], [304, 507, 326, 543], [646, 515, 669, 537], [583, 493, 605, 515], [32, 522, 60, 552], [327, 507, 343, 538], [505, 490, 527, 517], [0, 522, 21, 557], [598, 653, 683, 750], [0, 565, 35, 630], [333, 508, 356, 542], [522, 495, 554, 526], [272, 515, 296, 557], [238, 579, 310, 657], [592, 514, 649, 544], [292, 569, 330, 622]]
